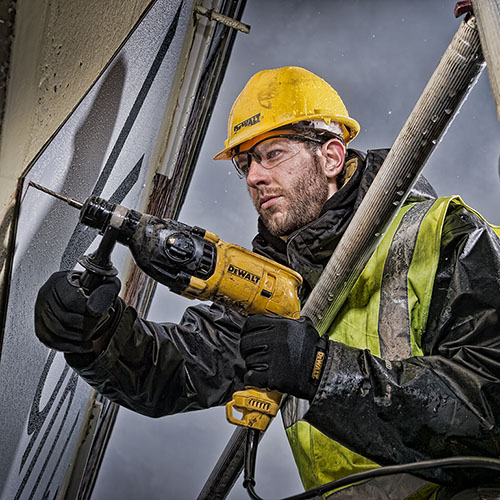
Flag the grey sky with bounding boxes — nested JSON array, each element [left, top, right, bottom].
[[92, 1, 500, 499]]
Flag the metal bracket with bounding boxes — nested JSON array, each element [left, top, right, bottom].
[[194, 5, 250, 34]]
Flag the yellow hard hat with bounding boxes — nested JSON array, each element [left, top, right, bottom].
[[214, 66, 360, 160]]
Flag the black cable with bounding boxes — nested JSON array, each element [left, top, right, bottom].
[[243, 428, 260, 494], [244, 434, 500, 500]]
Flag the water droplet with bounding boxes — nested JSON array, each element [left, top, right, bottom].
[[431, 139, 437, 145], [374, 232, 381, 237], [392, 201, 399, 206], [396, 179, 403, 188], [396, 190, 404, 196], [444, 108, 452, 115], [431, 114, 438, 123]]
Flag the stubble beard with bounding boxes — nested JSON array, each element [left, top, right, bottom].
[[255, 155, 330, 237]]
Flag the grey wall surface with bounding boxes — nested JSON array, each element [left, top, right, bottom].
[[0, 1, 194, 498], [91, 2, 500, 500]]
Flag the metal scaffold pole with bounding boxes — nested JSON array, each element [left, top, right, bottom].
[[471, 0, 500, 124]]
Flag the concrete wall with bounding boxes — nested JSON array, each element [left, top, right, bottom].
[[0, 0, 199, 496]]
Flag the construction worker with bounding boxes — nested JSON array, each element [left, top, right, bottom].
[[34, 66, 500, 499]]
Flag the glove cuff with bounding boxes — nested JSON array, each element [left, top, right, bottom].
[[91, 296, 126, 354]]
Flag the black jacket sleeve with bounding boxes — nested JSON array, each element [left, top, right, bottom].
[[304, 205, 500, 487], [65, 301, 246, 417]]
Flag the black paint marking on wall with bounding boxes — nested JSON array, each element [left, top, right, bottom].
[[21, 351, 68, 470], [109, 155, 145, 205], [15, 368, 79, 500], [27, 374, 80, 500], [60, 2, 182, 272], [44, 410, 80, 489]]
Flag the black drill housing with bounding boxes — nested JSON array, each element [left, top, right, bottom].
[[79, 196, 217, 294]]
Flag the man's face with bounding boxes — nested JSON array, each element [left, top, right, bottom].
[[240, 133, 330, 236]]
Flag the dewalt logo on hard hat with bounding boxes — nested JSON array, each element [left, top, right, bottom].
[[233, 113, 261, 134]]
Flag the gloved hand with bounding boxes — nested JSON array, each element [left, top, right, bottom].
[[240, 315, 329, 402], [34, 271, 122, 354]]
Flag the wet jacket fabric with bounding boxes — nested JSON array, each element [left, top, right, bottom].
[[281, 194, 500, 499], [65, 149, 500, 498]]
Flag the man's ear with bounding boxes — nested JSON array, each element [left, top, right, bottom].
[[321, 138, 346, 179]]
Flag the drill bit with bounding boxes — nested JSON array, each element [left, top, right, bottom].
[[28, 181, 84, 210]]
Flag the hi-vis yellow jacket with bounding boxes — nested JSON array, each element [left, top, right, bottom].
[[280, 186, 500, 498]]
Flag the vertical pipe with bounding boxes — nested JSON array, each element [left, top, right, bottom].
[[471, 0, 500, 124]]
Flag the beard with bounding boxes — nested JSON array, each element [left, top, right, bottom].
[[254, 154, 329, 236]]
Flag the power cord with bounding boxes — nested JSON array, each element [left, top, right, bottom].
[[243, 429, 500, 500]]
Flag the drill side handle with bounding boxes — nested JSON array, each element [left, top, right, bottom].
[[68, 225, 119, 295]]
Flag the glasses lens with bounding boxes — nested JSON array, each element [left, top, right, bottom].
[[258, 137, 302, 169], [232, 153, 250, 178], [232, 137, 304, 177]]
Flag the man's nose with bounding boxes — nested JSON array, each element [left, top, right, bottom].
[[246, 158, 271, 188]]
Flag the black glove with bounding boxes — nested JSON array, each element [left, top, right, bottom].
[[240, 315, 329, 402], [34, 271, 122, 354]]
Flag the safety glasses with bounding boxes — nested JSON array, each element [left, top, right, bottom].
[[231, 134, 325, 178]]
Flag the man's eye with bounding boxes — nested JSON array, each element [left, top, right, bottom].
[[265, 148, 283, 161]]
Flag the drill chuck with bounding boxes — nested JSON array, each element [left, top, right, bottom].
[[79, 196, 116, 232], [79, 196, 142, 245]]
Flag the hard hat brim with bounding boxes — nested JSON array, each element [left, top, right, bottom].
[[213, 114, 360, 161]]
